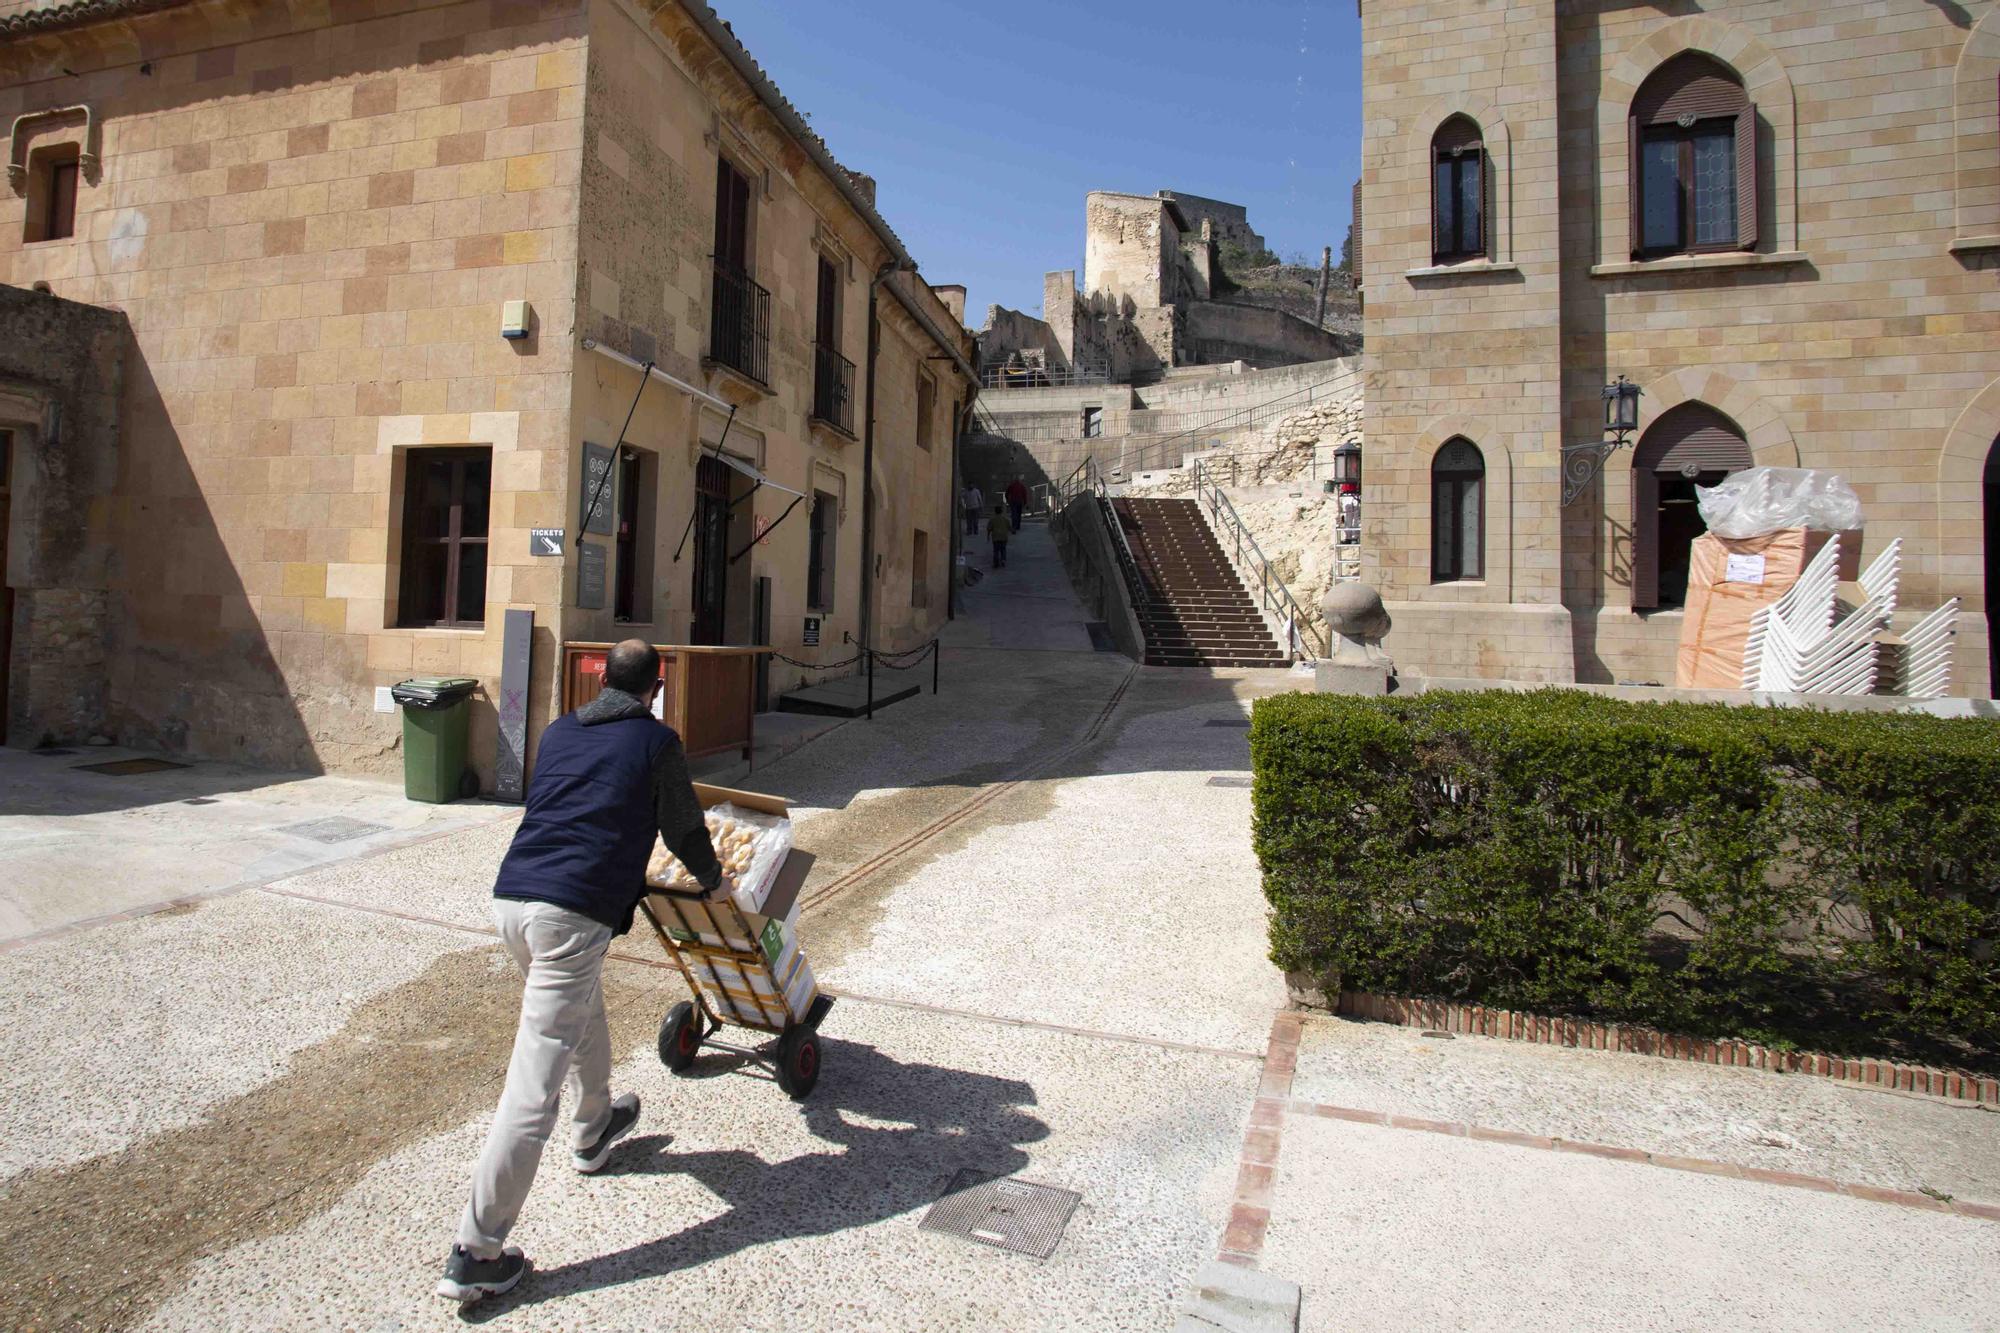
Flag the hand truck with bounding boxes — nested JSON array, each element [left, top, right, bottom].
[[637, 886, 833, 1100]]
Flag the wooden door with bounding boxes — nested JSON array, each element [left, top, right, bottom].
[[692, 455, 730, 645]]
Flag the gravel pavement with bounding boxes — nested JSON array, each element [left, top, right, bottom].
[[2, 518, 1995, 1331]]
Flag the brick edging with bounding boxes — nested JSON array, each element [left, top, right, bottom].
[[1217, 1012, 1304, 1269], [1335, 990, 2000, 1107]]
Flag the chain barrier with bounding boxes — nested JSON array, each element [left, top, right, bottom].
[[766, 638, 939, 673]]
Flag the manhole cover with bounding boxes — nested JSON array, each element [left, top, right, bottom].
[[183, 797, 219, 806], [1203, 717, 1252, 729], [279, 816, 390, 844], [31, 748, 77, 757], [1206, 775, 1253, 788], [918, 1170, 1080, 1260], [74, 758, 187, 776]]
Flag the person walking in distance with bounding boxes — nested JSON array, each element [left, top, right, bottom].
[[1005, 474, 1029, 531], [988, 501, 1012, 569], [436, 639, 722, 1304], [961, 481, 985, 536]]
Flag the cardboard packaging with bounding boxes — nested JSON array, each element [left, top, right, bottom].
[[1674, 527, 1861, 689], [644, 781, 820, 1028]]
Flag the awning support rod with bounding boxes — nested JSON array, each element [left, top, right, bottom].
[[576, 358, 653, 547], [730, 492, 804, 564]]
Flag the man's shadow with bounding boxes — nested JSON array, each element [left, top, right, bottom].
[[465, 1038, 1048, 1319]]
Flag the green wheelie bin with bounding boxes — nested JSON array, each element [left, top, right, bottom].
[[391, 677, 479, 802]]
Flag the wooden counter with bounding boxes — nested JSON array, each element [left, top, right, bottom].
[[561, 642, 772, 761]]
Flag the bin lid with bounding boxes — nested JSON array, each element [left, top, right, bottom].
[[391, 676, 479, 707]]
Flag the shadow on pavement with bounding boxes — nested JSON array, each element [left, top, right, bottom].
[[464, 1040, 1047, 1319]]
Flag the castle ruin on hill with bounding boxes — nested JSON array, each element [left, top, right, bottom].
[[978, 189, 1355, 385]]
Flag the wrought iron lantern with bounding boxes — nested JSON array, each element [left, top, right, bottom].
[[1332, 442, 1362, 490], [1561, 376, 1643, 505]]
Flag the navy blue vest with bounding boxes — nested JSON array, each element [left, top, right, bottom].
[[494, 708, 670, 934]]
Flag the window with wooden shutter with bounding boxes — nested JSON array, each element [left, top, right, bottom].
[[1630, 402, 1752, 609], [1629, 53, 1755, 259], [1431, 116, 1485, 264]]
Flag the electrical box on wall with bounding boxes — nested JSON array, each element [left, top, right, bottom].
[[501, 300, 531, 339], [374, 686, 395, 714]]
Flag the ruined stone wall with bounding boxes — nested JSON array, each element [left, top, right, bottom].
[[1159, 190, 1265, 255], [1185, 301, 1353, 368], [1082, 190, 1174, 310]]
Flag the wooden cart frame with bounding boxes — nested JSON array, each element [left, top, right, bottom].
[[639, 883, 832, 1099]]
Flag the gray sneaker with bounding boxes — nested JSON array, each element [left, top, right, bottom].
[[573, 1092, 641, 1173], [435, 1245, 527, 1303]]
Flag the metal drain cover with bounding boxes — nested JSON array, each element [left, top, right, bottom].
[[1202, 717, 1251, 729], [75, 758, 187, 776], [919, 1170, 1080, 1260], [1206, 775, 1253, 788], [31, 748, 77, 757], [279, 816, 390, 844]]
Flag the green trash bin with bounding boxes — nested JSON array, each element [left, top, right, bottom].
[[391, 677, 479, 803]]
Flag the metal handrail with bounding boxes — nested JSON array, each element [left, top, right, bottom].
[[978, 359, 1112, 390], [1192, 459, 1328, 661]]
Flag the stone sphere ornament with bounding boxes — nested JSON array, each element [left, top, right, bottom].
[[1322, 583, 1392, 652]]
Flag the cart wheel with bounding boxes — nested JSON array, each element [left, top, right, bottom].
[[658, 1001, 700, 1073], [775, 1026, 821, 1100], [458, 768, 481, 801]]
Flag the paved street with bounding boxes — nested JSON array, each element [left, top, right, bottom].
[[1, 520, 1995, 1331]]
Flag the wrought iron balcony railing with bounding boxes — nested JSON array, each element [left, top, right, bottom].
[[709, 262, 771, 386], [812, 342, 855, 435]]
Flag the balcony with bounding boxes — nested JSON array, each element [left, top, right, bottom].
[[812, 342, 856, 437], [708, 262, 771, 387]]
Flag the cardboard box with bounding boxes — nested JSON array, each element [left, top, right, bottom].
[[643, 780, 820, 1027], [1674, 527, 1858, 689], [694, 949, 818, 1026]]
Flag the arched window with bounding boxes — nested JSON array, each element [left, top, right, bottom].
[[1630, 53, 1755, 259], [1431, 116, 1485, 264], [1432, 437, 1484, 582], [1631, 402, 1752, 609]]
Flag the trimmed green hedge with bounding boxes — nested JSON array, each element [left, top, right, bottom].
[[1251, 690, 2000, 1064]]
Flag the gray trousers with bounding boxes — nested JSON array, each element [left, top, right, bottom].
[[455, 898, 616, 1258]]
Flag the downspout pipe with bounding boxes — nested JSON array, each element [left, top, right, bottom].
[[860, 260, 903, 718]]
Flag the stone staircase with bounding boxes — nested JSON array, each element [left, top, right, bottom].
[[1110, 497, 1290, 667]]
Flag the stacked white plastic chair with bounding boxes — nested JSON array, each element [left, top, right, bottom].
[[1885, 599, 1960, 699], [1741, 535, 1842, 690], [1742, 537, 1903, 695]]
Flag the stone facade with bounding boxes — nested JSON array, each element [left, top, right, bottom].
[[1357, 0, 2000, 696], [0, 0, 975, 777]]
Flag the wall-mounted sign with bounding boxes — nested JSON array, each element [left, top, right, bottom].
[[579, 442, 615, 536], [802, 616, 821, 647], [529, 528, 564, 556], [753, 514, 771, 546], [578, 541, 608, 608]]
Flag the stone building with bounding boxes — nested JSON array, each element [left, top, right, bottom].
[[980, 188, 1352, 385], [1355, 0, 2000, 696], [0, 0, 976, 777]]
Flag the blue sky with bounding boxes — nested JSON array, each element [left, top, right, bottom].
[[714, 1, 1361, 327]]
